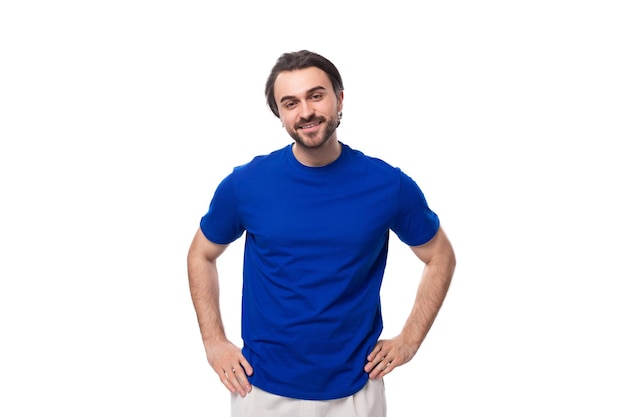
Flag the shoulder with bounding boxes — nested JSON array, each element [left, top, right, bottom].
[[231, 145, 290, 176], [342, 143, 402, 176]]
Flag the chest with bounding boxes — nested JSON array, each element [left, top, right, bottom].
[[240, 179, 397, 249]]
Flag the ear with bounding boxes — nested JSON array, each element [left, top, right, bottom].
[[337, 90, 344, 112]]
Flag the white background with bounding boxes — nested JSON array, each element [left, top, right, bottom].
[[1, 1, 625, 416]]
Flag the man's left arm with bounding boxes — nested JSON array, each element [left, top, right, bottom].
[[365, 226, 456, 379]]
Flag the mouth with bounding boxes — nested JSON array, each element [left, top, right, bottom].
[[298, 119, 323, 130]]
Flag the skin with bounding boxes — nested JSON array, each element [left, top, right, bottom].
[[274, 67, 343, 167], [363, 228, 456, 379], [187, 233, 252, 397], [187, 66, 456, 397]]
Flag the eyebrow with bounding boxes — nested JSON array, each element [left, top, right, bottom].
[[279, 86, 327, 104]]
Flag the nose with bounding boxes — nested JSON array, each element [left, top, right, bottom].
[[299, 101, 314, 119]]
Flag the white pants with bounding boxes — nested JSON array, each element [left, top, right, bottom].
[[231, 379, 386, 417]]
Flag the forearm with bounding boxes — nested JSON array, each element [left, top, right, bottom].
[[187, 253, 227, 347], [365, 245, 455, 379], [187, 239, 253, 395], [401, 252, 455, 349]]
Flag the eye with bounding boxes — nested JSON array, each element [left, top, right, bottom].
[[284, 101, 296, 109], [310, 93, 323, 101]]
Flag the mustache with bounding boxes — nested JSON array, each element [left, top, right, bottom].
[[297, 116, 325, 125]]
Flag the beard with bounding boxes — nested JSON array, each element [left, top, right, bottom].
[[287, 114, 339, 150]]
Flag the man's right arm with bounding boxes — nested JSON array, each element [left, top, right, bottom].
[[187, 227, 253, 396]]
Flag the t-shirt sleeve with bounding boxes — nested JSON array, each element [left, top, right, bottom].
[[391, 171, 440, 246], [199, 173, 245, 244]]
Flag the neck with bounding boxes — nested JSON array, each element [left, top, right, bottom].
[[292, 137, 341, 167]]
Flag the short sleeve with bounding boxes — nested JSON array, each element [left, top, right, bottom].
[[199, 174, 245, 244], [391, 171, 440, 246]]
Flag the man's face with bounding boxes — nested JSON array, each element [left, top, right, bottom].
[[274, 67, 343, 149]]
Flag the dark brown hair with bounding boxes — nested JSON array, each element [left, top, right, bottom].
[[264, 50, 344, 118]]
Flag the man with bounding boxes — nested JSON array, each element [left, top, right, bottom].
[[187, 50, 456, 417]]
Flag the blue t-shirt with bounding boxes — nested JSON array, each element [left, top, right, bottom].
[[200, 142, 440, 400]]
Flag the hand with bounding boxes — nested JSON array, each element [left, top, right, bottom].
[[364, 335, 418, 379], [206, 339, 254, 396]]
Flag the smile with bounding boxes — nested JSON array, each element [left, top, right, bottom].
[[298, 120, 322, 129]]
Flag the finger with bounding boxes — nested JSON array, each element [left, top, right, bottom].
[[365, 352, 385, 373], [370, 358, 393, 379], [222, 367, 249, 396], [238, 356, 254, 377], [218, 368, 238, 394], [232, 365, 252, 393], [367, 343, 384, 361], [379, 359, 393, 372], [369, 343, 386, 361], [368, 349, 388, 369]]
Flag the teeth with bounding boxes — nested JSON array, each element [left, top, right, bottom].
[[301, 122, 319, 129]]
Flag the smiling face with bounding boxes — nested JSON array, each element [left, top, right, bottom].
[[274, 67, 344, 150]]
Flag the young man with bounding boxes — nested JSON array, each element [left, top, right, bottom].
[[187, 50, 456, 417]]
